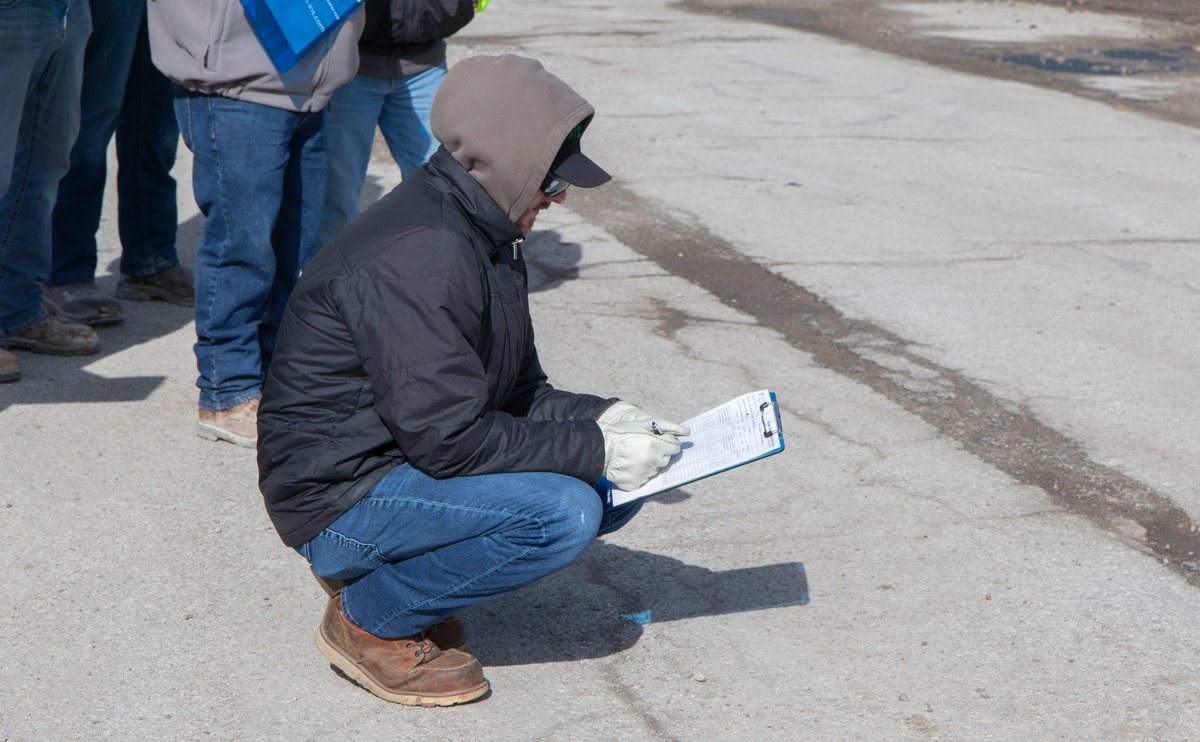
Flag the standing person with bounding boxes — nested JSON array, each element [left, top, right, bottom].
[[147, 1, 365, 446], [259, 55, 688, 706], [316, 0, 475, 247], [0, 0, 97, 384], [45, 1, 189, 329]]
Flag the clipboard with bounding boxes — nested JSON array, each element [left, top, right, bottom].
[[603, 389, 785, 507]]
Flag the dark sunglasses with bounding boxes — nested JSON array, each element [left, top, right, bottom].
[[540, 174, 570, 197]]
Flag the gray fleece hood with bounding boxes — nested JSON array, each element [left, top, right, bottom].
[[431, 55, 599, 223]]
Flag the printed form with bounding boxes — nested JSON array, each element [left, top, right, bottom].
[[610, 389, 785, 506]]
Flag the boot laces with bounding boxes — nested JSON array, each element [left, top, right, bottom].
[[404, 639, 437, 660]]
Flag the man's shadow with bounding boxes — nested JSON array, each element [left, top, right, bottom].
[[464, 536, 810, 667], [0, 212, 202, 412], [523, 229, 583, 294]]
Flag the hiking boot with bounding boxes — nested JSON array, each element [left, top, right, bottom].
[[0, 314, 99, 356], [42, 282, 123, 326], [116, 265, 194, 306], [308, 568, 468, 651], [423, 615, 468, 652], [0, 349, 19, 383], [196, 396, 259, 448], [310, 567, 346, 597], [315, 594, 489, 706]]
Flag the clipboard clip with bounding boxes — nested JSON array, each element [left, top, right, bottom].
[[759, 401, 775, 439]]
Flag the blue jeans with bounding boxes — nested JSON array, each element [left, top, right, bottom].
[[301, 464, 643, 638], [50, 2, 179, 285], [0, 0, 89, 335], [316, 65, 446, 246], [174, 91, 326, 411]]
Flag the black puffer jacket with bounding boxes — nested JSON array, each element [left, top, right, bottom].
[[258, 56, 613, 547], [358, 0, 475, 78]]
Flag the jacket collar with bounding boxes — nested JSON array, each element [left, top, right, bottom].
[[427, 148, 523, 257]]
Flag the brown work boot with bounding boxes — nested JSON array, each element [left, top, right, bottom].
[[0, 314, 99, 356], [42, 281, 123, 326], [0, 349, 19, 383], [116, 265, 194, 306], [308, 569, 468, 651], [315, 595, 489, 706], [310, 567, 346, 597], [196, 396, 259, 448], [423, 615, 468, 652]]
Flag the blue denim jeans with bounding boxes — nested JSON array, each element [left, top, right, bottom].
[[49, 1, 179, 286], [300, 464, 643, 638], [316, 64, 446, 246], [113, 13, 179, 278], [0, 0, 90, 335], [174, 91, 326, 411]]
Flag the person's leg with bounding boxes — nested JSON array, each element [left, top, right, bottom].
[[259, 108, 326, 365], [0, 2, 65, 223], [315, 74, 387, 247], [174, 90, 294, 413], [0, 4, 61, 377], [114, 8, 182, 286], [47, 0, 141, 290], [303, 465, 606, 639], [0, 0, 98, 354], [377, 63, 446, 179]]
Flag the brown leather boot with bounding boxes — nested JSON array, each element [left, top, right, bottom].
[[117, 265, 194, 306], [310, 566, 345, 597], [315, 595, 488, 706], [308, 568, 467, 650], [423, 616, 467, 651], [196, 397, 259, 448], [0, 348, 19, 383]]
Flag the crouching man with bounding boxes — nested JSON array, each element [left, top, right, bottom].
[[257, 55, 688, 706]]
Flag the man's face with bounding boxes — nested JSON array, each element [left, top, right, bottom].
[[516, 188, 568, 234]]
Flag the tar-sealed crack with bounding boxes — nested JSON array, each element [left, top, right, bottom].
[[569, 183, 1200, 587]]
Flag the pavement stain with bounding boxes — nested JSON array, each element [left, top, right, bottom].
[[569, 182, 1200, 589], [681, 0, 1200, 130]]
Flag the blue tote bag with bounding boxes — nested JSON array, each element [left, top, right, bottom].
[[240, 0, 365, 73]]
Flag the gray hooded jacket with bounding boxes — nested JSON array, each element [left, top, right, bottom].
[[147, 0, 365, 112], [258, 56, 612, 546]]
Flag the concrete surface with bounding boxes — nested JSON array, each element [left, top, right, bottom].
[[886, 1, 1158, 43], [3, 0, 1199, 739]]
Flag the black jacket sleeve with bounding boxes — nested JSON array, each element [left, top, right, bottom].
[[362, 0, 475, 47], [344, 231, 605, 481]]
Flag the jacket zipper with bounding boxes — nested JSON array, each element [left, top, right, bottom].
[[511, 236, 524, 260]]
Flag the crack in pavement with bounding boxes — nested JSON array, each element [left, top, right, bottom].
[[568, 183, 1200, 587]]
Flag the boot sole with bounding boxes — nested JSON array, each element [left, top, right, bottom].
[[48, 312, 123, 327], [314, 629, 489, 706], [195, 421, 256, 448], [43, 300, 123, 326], [0, 368, 20, 383], [116, 284, 194, 306], [0, 338, 99, 356]]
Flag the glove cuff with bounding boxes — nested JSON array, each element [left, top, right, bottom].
[[596, 421, 615, 474], [597, 400, 638, 425]]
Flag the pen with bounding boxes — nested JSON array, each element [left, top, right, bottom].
[[650, 421, 663, 435]]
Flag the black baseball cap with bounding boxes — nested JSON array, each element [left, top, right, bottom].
[[546, 116, 610, 188]]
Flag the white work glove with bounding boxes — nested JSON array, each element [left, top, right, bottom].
[[596, 418, 689, 491]]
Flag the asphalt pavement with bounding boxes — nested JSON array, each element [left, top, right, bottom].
[[3, 1, 1199, 739]]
